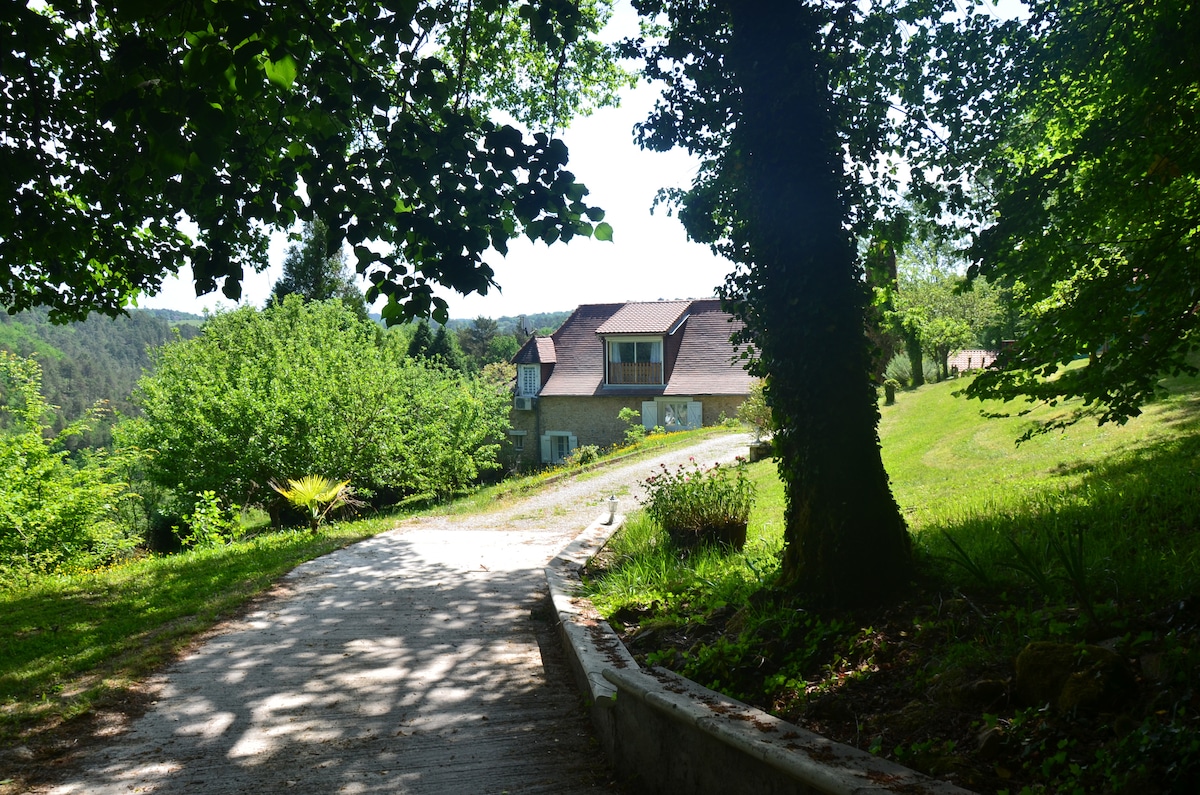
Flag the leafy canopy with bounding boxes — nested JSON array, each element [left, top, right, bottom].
[[2, 0, 626, 323], [917, 0, 1200, 428]]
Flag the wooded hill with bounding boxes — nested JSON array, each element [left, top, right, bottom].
[[442, 310, 571, 338], [0, 306, 568, 450], [0, 308, 202, 447]]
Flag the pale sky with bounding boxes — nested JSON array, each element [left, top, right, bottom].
[[140, 2, 731, 321]]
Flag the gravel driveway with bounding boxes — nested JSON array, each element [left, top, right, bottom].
[[33, 432, 752, 795]]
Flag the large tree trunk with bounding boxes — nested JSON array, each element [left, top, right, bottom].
[[727, 0, 910, 605], [906, 333, 925, 387]]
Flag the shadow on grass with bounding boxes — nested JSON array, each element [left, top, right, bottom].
[[924, 424, 1200, 605]]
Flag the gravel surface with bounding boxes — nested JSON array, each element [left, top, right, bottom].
[[29, 432, 752, 795]]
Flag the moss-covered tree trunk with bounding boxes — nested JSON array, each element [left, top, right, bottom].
[[727, 0, 910, 604]]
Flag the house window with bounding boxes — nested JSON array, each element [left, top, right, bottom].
[[508, 430, 526, 452], [540, 432, 578, 464], [661, 401, 689, 429], [641, 399, 702, 432], [607, 338, 663, 385], [518, 364, 540, 396]]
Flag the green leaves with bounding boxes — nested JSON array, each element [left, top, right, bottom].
[[594, 221, 614, 242], [123, 297, 513, 509], [929, 0, 1200, 427], [263, 54, 298, 88], [270, 476, 351, 532], [2, 1, 617, 322]]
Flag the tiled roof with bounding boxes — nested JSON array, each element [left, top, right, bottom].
[[537, 304, 621, 396], [533, 299, 752, 398], [535, 337, 558, 363], [663, 300, 754, 396], [594, 300, 692, 335], [512, 335, 557, 364]]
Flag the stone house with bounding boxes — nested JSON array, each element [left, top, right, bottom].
[[508, 299, 754, 466]]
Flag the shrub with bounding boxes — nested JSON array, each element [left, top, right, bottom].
[[883, 378, 901, 405], [884, 352, 939, 386], [179, 490, 243, 549], [618, 406, 646, 445], [120, 297, 511, 508], [884, 352, 912, 384], [270, 475, 353, 532], [565, 444, 601, 467], [737, 379, 772, 440], [1, 352, 135, 578], [641, 457, 756, 549]]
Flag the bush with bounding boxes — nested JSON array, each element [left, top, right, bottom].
[[884, 352, 912, 384], [179, 491, 243, 549], [0, 352, 135, 578], [641, 457, 756, 549], [618, 406, 646, 445], [120, 297, 512, 508], [884, 352, 939, 386], [737, 379, 772, 440], [565, 444, 601, 467]]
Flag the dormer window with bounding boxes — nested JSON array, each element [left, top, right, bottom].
[[607, 337, 663, 385], [517, 364, 540, 396]]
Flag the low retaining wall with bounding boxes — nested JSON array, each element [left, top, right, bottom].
[[545, 516, 975, 795]]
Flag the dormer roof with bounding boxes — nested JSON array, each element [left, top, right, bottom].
[[513, 335, 557, 364], [594, 300, 692, 335], [515, 298, 752, 398]]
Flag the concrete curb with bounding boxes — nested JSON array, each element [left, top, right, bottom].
[[544, 513, 637, 754], [545, 516, 976, 795]]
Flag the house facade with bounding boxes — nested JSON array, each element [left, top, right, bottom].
[[946, 348, 999, 374], [508, 299, 754, 466]]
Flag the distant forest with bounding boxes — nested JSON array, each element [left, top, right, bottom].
[[0, 306, 570, 450], [441, 311, 570, 338], [0, 308, 203, 448]]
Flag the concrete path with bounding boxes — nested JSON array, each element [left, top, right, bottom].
[[35, 433, 752, 795]]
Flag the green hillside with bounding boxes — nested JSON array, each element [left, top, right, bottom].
[[881, 372, 1200, 605], [0, 308, 201, 446]]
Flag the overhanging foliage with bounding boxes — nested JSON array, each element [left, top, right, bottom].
[[1, 0, 627, 322]]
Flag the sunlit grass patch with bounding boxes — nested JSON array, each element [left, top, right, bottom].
[[583, 458, 784, 619]]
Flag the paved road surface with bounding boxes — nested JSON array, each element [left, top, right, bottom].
[[32, 433, 752, 795]]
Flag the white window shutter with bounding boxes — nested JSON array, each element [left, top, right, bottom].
[[568, 434, 578, 452], [687, 401, 702, 429], [540, 435, 551, 463], [641, 401, 657, 429]]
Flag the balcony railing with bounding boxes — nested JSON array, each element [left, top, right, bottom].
[[608, 361, 663, 385]]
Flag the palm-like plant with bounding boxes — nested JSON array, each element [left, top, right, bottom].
[[270, 475, 351, 532]]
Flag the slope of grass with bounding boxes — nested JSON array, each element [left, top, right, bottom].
[[882, 375, 1200, 604], [881, 371, 1200, 527], [587, 373, 1200, 794]]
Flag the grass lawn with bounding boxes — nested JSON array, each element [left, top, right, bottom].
[[585, 374, 1200, 794]]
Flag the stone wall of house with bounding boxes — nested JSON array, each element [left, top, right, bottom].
[[508, 394, 747, 467], [506, 400, 541, 468]]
